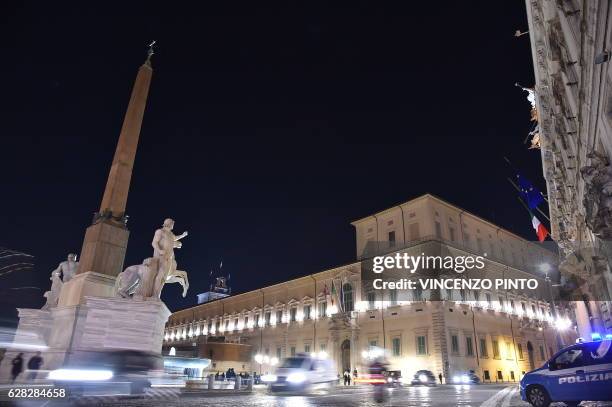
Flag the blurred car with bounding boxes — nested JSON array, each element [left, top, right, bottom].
[[452, 371, 480, 384], [49, 350, 162, 395], [385, 370, 402, 387], [410, 370, 437, 386], [263, 353, 337, 392]]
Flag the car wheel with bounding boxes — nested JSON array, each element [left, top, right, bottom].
[[527, 386, 551, 407]]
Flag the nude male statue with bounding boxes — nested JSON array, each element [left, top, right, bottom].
[[152, 219, 188, 298], [53, 253, 79, 283]]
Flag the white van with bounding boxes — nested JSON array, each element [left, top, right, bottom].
[[263, 353, 337, 391]]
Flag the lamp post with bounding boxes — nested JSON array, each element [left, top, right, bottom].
[[539, 263, 566, 348]]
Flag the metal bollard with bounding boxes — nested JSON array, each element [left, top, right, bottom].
[[208, 374, 214, 390], [235, 376, 241, 390]]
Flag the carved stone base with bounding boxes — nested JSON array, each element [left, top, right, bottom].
[[58, 271, 116, 307], [0, 297, 170, 383]]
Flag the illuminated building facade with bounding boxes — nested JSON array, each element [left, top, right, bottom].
[[164, 195, 576, 382]]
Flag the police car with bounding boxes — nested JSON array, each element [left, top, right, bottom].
[[520, 337, 612, 407]]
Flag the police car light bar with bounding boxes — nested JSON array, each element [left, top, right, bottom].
[[591, 333, 602, 341], [606, 334, 612, 340]]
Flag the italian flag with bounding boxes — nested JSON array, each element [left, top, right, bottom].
[[530, 211, 549, 242]]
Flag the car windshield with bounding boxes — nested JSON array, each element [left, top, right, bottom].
[[279, 357, 306, 368]]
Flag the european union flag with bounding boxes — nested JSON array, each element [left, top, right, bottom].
[[517, 174, 544, 209]]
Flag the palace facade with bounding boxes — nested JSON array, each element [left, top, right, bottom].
[[163, 194, 576, 382]]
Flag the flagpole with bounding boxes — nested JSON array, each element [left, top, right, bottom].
[[507, 178, 551, 221]]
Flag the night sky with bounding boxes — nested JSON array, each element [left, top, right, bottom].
[[1, 2, 545, 324]]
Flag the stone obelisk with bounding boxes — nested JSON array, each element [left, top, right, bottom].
[[59, 49, 154, 307]]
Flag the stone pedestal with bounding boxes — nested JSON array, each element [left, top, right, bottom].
[[0, 297, 170, 383], [58, 272, 116, 307], [73, 297, 170, 352]]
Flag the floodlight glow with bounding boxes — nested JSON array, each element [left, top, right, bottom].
[[49, 369, 113, 381], [539, 263, 551, 273], [254, 354, 263, 364], [287, 372, 307, 383], [261, 374, 277, 382], [419, 374, 427, 383]]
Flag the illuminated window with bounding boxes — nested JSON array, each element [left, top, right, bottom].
[[276, 310, 283, 323], [290, 307, 297, 322], [342, 283, 354, 312], [304, 344, 311, 353], [304, 305, 312, 320], [265, 311, 271, 326], [451, 335, 459, 354], [318, 302, 327, 318], [392, 337, 401, 356], [389, 290, 398, 305], [466, 337, 474, 356], [416, 336, 427, 355], [492, 340, 500, 359], [367, 291, 376, 309]]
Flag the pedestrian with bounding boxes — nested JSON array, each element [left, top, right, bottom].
[[346, 371, 351, 386], [438, 372, 443, 384], [353, 368, 358, 385], [26, 352, 43, 381], [10, 353, 24, 383]]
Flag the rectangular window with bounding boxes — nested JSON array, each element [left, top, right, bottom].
[[276, 310, 283, 324], [492, 340, 500, 359], [476, 238, 484, 253], [304, 305, 312, 320], [254, 314, 260, 327], [435, 222, 442, 238], [483, 370, 490, 381], [290, 346, 296, 356], [392, 337, 401, 356], [416, 335, 427, 355], [318, 302, 327, 318], [367, 291, 376, 309], [320, 343, 326, 351], [449, 227, 456, 242], [517, 343, 524, 360], [498, 296, 504, 310], [276, 347, 282, 359], [506, 342, 513, 360], [539, 345, 545, 360], [389, 290, 398, 305], [369, 340, 377, 347], [486, 293, 491, 306], [388, 231, 396, 247], [224, 320, 229, 330], [265, 311, 271, 326], [466, 337, 474, 356], [304, 344, 311, 353], [234, 318, 238, 329], [474, 291, 480, 302], [290, 307, 297, 322], [244, 317, 248, 327], [510, 371, 516, 381], [497, 371, 503, 380], [451, 335, 459, 354]]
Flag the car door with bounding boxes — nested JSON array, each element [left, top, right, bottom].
[[546, 346, 588, 402], [583, 341, 612, 401]]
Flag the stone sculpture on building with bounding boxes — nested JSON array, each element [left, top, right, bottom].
[[581, 151, 612, 238], [115, 218, 189, 300]]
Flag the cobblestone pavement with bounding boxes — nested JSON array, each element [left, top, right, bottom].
[[3, 384, 612, 407]]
